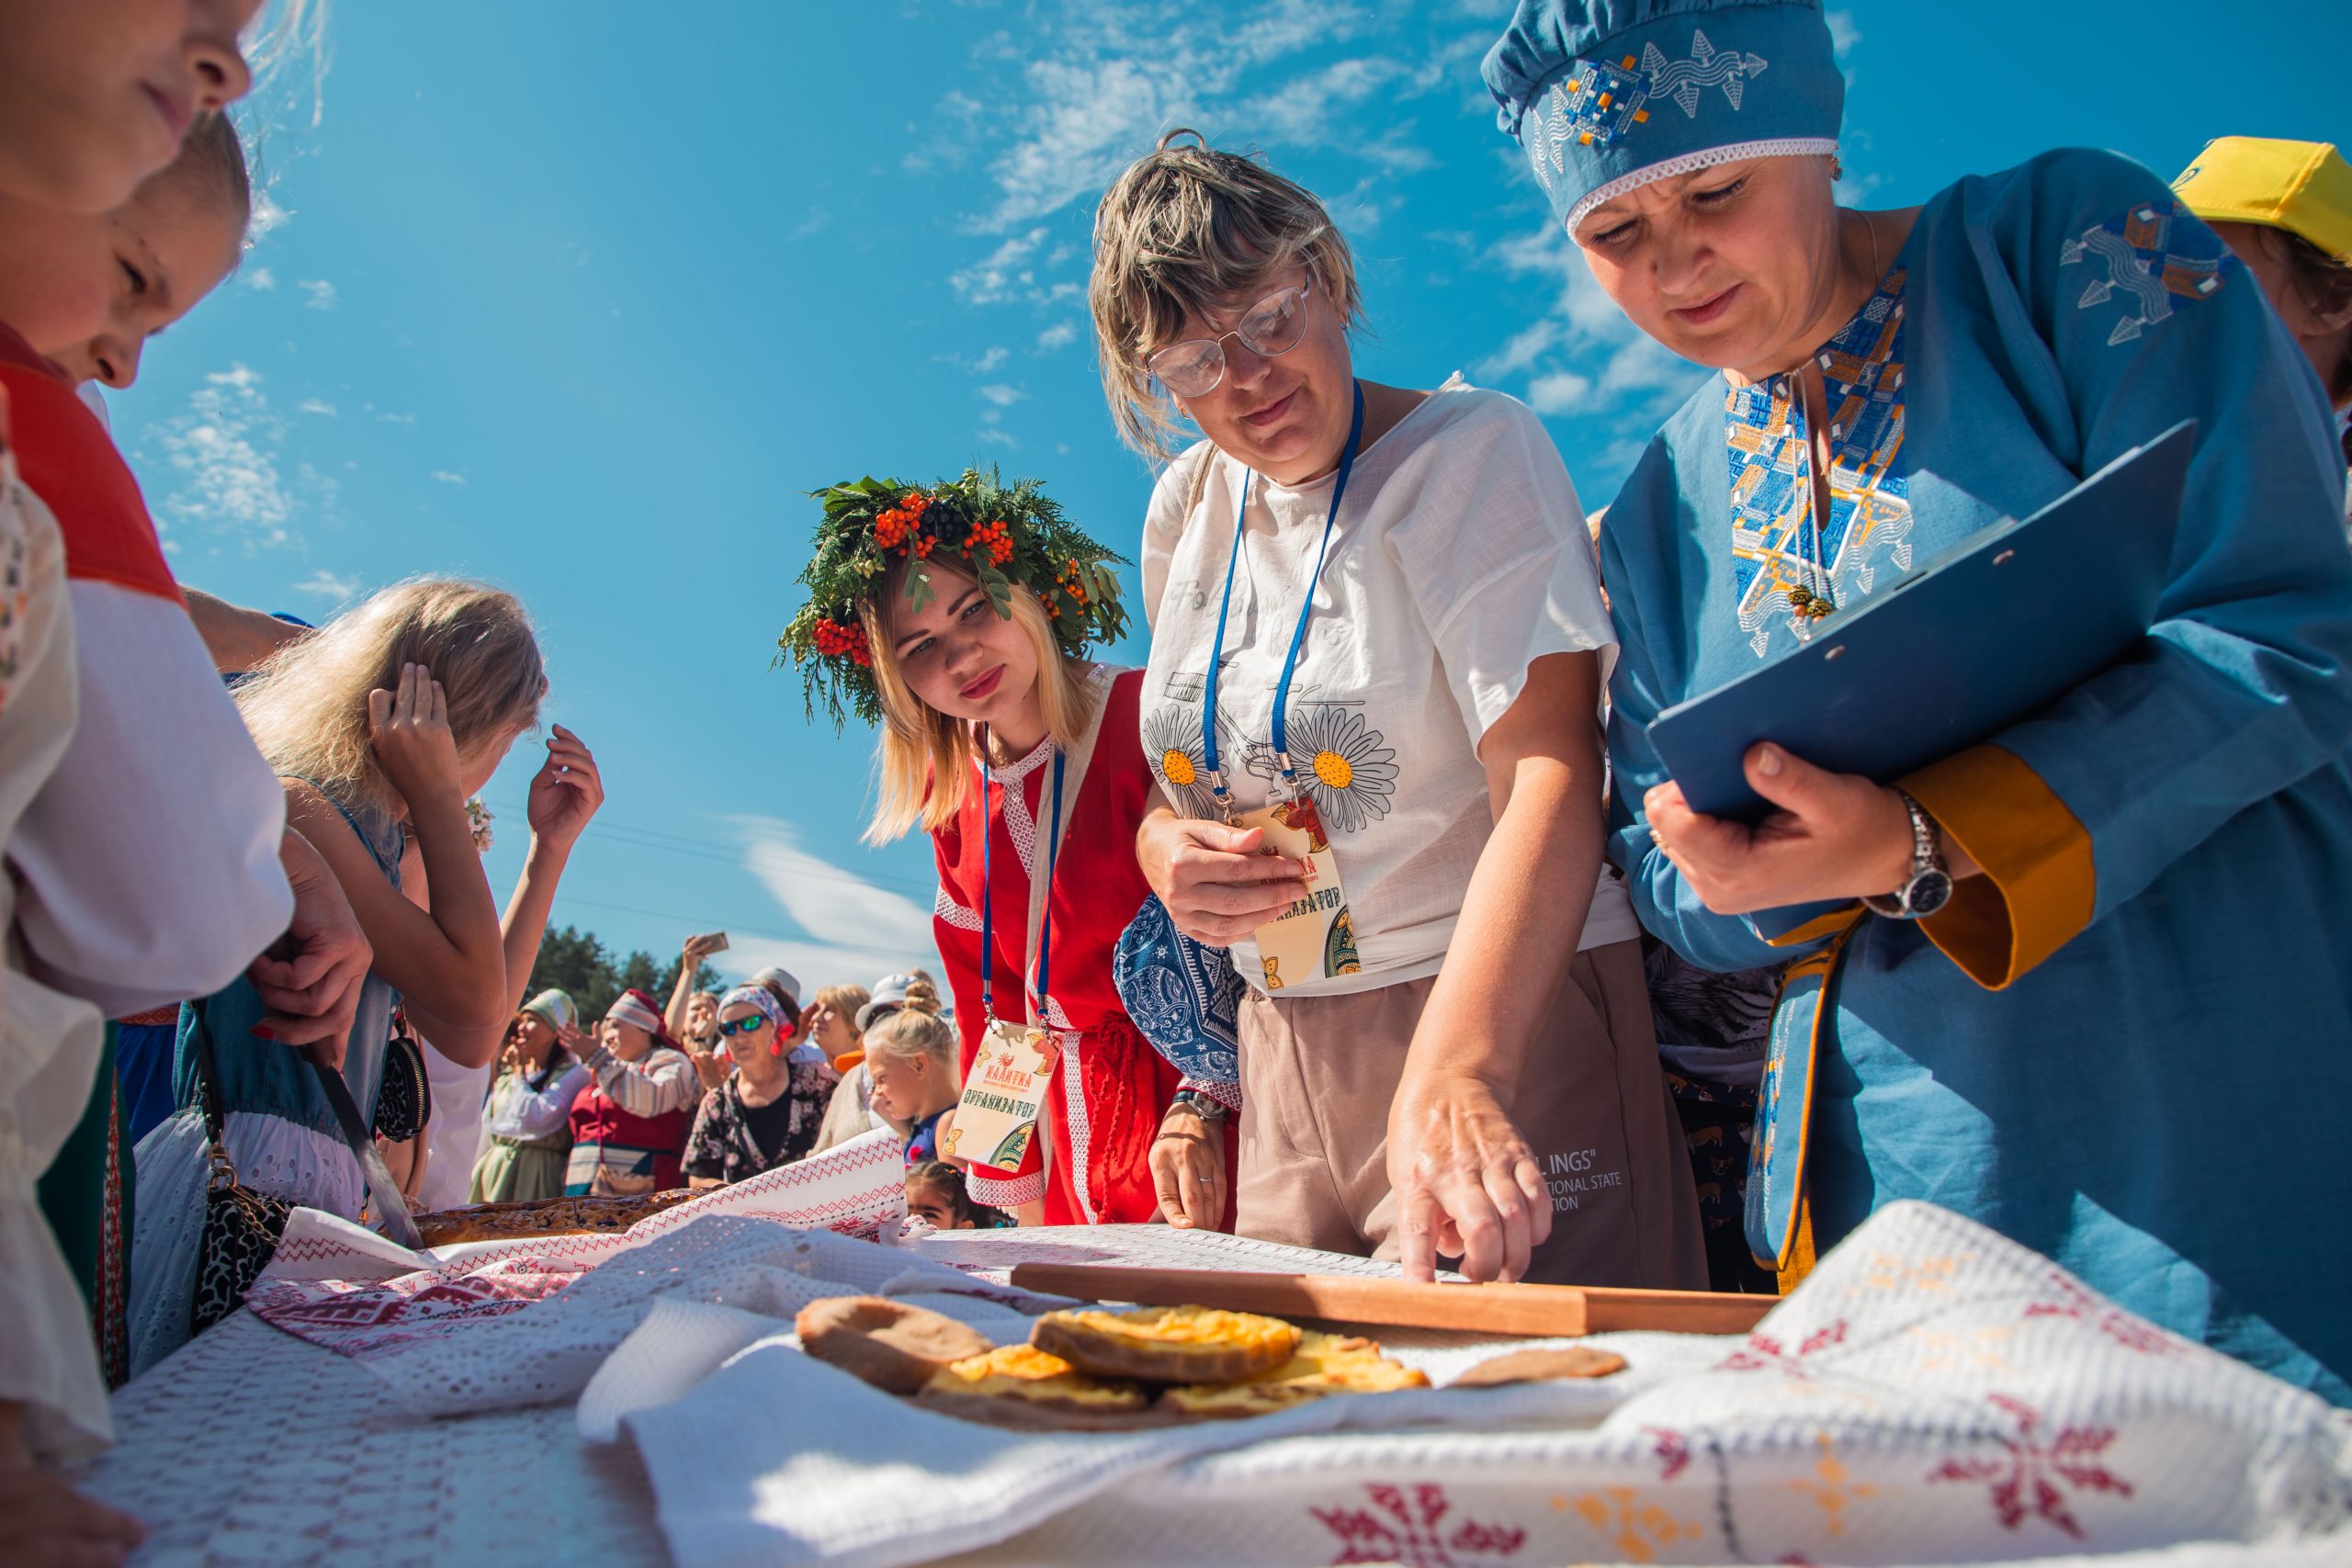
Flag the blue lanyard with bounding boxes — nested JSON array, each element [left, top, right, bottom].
[[1200, 380, 1365, 815], [978, 742, 1065, 1022]]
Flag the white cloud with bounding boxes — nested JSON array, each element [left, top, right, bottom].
[[241, 266, 277, 291], [377, 411, 416, 425], [971, 345, 1009, 374], [976, 426, 1019, 447], [148, 364, 296, 544], [791, 206, 833, 241], [1035, 321, 1079, 352], [724, 816, 942, 984], [428, 469, 468, 486], [950, 228, 1050, 304], [1525, 370, 1593, 414], [298, 398, 336, 416], [976, 383, 1025, 408], [298, 278, 337, 310], [290, 568, 356, 601], [1826, 10, 1860, 65]]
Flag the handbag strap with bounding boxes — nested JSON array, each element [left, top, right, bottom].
[[187, 998, 228, 1146]]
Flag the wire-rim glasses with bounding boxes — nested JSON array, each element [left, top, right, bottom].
[[1145, 276, 1316, 399]]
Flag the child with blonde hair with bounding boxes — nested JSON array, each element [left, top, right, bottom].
[[783, 471, 1190, 1226], [132, 579, 604, 1371]]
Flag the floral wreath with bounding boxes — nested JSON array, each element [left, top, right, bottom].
[[778, 467, 1130, 729]]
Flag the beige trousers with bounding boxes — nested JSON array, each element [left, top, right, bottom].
[[1233, 938, 1706, 1289]]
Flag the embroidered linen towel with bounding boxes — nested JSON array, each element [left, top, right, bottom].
[[623, 1201, 2352, 1568]]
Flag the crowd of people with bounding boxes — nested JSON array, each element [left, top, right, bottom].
[[4, 0, 2350, 1562]]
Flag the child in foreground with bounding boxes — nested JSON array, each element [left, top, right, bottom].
[[131, 581, 584, 1374]]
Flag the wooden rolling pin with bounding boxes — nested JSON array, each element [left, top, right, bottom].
[[1005, 1263, 1772, 1338]]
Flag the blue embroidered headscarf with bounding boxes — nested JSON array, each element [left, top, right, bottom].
[[1483, 0, 1844, 235]]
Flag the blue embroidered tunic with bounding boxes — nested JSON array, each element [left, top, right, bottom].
[[1601, 148, 2352, 1403]]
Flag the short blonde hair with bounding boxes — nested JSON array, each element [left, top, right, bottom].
[[811, 984, 871, 1021], [1090, 129, 1365, 458], [235, 578, 545, 819], [859, 560, 1099, 843], [863, 1008, 957, 1071]]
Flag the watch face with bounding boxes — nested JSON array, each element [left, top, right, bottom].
[[1905, 869, 1955, 918]]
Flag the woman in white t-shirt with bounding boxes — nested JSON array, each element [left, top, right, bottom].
[[1090, 132, 1702, 1289]]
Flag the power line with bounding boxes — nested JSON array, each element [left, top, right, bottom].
[[480, 797, 938, 898], [545, 892, 929, 960]]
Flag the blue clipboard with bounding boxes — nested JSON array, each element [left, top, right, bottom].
[[1648, 419, 2194, 823]]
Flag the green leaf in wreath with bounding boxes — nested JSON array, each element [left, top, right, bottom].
[[904, 561, 934, 611]]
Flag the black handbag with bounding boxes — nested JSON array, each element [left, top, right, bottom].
[[187, 999, 292, 1336], [373, 1016, 432, 1144]]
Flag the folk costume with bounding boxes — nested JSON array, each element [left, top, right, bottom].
[[783, 469, 1182, 1226], [1489, 0, 2352, 1398], [469, 989, 590, 1204], [1140, 381, 1703, 1289], [0, 327, 295, 1413], [566, 988, 698, 1197], [931, 665, 1183, 1222]]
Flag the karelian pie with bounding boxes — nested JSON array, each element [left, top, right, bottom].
[[915, 1344, 1159, 1430], [1158, 1330, 1429, 1419], [1030, 1304, 1301, 1384], [413, 1189, 695, 1247]]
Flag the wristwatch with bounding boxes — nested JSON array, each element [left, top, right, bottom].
[[1169, 1089, 1231, 1125], [1862, 789, 1953, 919]]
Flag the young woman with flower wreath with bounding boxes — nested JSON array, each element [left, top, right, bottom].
[[782, 469, 1214, 1227]]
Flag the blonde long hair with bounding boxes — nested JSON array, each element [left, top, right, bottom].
[[235, 578, 546, 818], [859, 562, 1098, 843]]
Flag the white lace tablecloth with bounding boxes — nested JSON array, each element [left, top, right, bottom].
[[79, 1311, 665, 1565], [78, 1203, 2352, 1567]]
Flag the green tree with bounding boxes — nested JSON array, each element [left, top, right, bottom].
[[526, 923, 621, 1022], [613, 948, 662, 1002], [526, 926, 727, 1029]]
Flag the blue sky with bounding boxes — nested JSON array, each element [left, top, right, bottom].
[[107, 0, 2344, 994]]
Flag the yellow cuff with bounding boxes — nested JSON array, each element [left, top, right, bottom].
[[1902, 745, 2096, 990], [1760, 904, 1865, 949]]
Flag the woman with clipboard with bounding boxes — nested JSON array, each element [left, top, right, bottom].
[[1486, 0, 2352, 1399]]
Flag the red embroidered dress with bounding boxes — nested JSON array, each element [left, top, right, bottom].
[[932, 668, 1179, 1223]]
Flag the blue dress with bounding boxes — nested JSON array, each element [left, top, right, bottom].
[[1600, 148, 2352, 1402], [169, 788, 401, 1215]]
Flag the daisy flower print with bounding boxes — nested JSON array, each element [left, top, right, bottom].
[[1145, 702, 1222, 818], [1284, 702, 1398, 834]]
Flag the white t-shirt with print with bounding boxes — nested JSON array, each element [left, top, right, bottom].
[[1140, 375, 1639, 998]]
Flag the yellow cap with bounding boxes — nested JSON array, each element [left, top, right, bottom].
[[2173, 137, 2352, 262]]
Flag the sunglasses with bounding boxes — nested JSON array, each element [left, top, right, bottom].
[[717, 1013, 771, 1038]]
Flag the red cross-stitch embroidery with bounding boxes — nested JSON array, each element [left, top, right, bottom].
[[1310, 1483, 1527, 1567], [2021, 1273, 2182, 1356], [1719, 1319, 1849, 1376], [1928, 1393, 2135, 1540]]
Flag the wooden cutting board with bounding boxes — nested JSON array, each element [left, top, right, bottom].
[[1005, 1263, 1773, 1338]]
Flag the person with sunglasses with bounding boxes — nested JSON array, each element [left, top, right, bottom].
[[1090, 131, 1704, 1290], [680, 984, 840, 1189]]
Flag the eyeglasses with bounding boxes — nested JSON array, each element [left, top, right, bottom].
[[717, 1014, 771, 1038], [1145, 277, 1315, 399]]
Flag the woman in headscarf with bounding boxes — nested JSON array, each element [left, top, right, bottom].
[[563, 987, 699, 1196], [468, 989, 589, 1204], [680, 984, 838, 1188], [1484, 0, 2352, 1398]]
